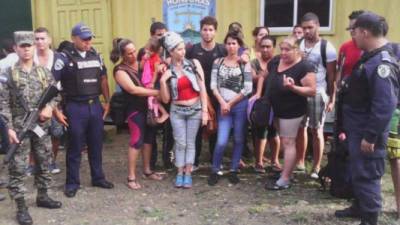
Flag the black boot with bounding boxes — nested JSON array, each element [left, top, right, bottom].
[[335, 201, 361, 218], [36, 189, 62, 209], [15, 197, 33, 225], [360, 212, 378, 225]]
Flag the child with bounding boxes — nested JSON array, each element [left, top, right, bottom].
[[141, 37, 169, 123]]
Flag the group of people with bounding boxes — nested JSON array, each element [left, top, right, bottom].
[[0, 9, 399, 225]]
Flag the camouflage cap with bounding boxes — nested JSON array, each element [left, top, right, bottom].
[[14, 31, 34, 46]]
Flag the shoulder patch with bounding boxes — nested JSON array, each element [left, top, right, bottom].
[[54, 58, 65, 71], [381, 50, 393, 63], [377, 64, 391, 78]]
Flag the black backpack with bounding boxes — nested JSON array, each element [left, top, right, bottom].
[[318, 138, 354, 199]]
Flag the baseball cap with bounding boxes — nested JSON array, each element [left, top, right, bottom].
[[14, 31, 34, 46], [71, 22, 94, 39]]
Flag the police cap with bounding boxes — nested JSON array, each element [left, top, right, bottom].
[[71, 22, 94, 40], [352, 12, 388, 37]]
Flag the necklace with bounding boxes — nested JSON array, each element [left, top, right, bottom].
[[303, 39, 319, 60]]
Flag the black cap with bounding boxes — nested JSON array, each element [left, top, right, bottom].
[[352, 12, 388, 36]]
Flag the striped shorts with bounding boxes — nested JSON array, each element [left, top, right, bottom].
[[301, 92, 329, 129]]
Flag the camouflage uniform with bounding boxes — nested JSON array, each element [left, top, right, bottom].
[[0, 63, 58, 199]]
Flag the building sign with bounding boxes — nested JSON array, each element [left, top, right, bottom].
[[163, 0, 216, 44]]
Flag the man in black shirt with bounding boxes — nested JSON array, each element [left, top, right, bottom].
[[186, 16, 227, 169]]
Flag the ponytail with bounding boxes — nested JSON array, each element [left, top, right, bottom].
[[110, 38, 134, 64]]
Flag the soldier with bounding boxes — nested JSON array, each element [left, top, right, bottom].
[[335, 12, 400, 225], [52, 23, 114, 198], [0, 31, 61, 225]]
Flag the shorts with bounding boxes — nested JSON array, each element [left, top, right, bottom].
[[276, 116, 304, 138], [252, 125, 278, 139], [387, 136, 400, 159], [49, 117, 64, 138], [127, 111, 156, 149], [301, 92, 329, 129]]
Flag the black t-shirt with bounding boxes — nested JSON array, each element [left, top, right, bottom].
[[266, 57, 314, 119], [186, 43, 226, 96]]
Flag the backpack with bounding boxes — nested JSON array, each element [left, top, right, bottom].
[[318, 138, 354, 199], [110, 64, 142, 126], [247, 57, 274, 128], [248, 96, 274, 128]]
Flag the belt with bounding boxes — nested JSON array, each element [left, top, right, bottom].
[[67, 97, 99, 105]]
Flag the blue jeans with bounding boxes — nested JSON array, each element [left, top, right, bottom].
[[212, 98, 248, 172]]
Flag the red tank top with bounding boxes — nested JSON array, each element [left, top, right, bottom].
[[177, 75, 199, 100]]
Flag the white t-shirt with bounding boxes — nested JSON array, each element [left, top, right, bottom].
[[300, 39, 337, 93], [33, 49, 55, 71]]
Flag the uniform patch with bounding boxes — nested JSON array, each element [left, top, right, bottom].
[[377, 64, 391, 78], [54, 59, 65, 71]]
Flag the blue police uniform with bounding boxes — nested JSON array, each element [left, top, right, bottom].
[[53, 46, 107, 191], [342, 44, 400, 215]]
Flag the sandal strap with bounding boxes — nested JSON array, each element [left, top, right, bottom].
[[127, 177, 137, 182], [143, 172, 155, 177]]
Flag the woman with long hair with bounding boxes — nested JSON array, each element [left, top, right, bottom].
[[207, 32, 253, 186], [110, 38, 163, 190]]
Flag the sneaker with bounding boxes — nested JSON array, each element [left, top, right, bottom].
[[0, 193, 5, 201], [228, 172, 240, 184], [217, 171, 224, 176], [265, 178, 291, 190], [175, 174, 184, 188], [49, 163, 61, 174], [183, 175, 192, 189], [294, 164, 306, 172], [25, 165, 36, 176], [208, 173, 219, 186], [191, 165, 199, 172], [310, 170, 319, 179]]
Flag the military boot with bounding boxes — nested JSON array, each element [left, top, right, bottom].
[[36, 189, 62, 209], [360, 212, 378, 225], [15, 197, 33, 225], [335, 201, 361, 218]]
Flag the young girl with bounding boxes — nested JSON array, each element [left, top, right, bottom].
[[141, 37, 169, 123]]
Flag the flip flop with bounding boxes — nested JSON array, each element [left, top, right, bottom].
[[142, 171, 163, 180], [127, 177, 141, 190]]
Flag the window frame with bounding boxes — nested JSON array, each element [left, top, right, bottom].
[[259, 0, 335, 34]]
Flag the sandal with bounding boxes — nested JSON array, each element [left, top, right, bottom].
[[127, 177, 141, 190], [271, 164, 282, 172], [254, 164, 266, 174], [142, 171, 163, 180]]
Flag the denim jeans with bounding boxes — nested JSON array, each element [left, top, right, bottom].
[[170, 103, 202, 167], [212, 98, 248, 172]]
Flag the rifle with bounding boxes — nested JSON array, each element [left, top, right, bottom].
[[2, 78, 61, 164]]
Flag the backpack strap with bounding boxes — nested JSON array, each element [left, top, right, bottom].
[[320, 39, 327, 69]]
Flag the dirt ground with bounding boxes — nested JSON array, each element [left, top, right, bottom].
[[0, 127, 399, 225]]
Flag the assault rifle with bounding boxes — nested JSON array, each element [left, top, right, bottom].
[[0, 76, 61, 164]]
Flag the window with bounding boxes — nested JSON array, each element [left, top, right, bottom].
[[260, 0, 334, 33]]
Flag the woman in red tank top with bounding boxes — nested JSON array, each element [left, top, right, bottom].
[[159, 32, 208, 189]]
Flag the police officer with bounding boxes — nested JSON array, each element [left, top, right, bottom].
[[0, 31, 62, 225], [335, 12, 400, 225], [53, 23, 114, 198]]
